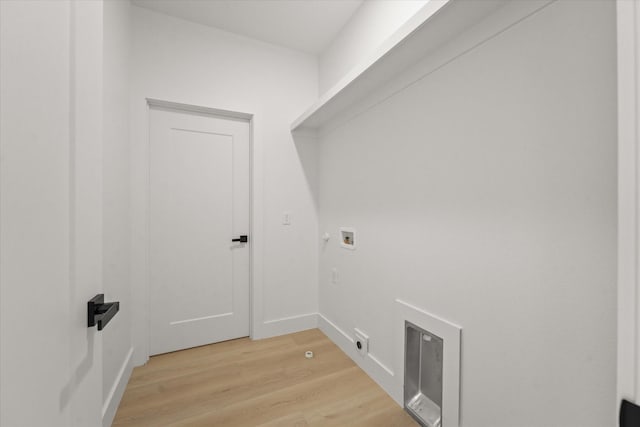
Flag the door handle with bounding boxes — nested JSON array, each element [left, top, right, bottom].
[[232, 235, 248, 243], [88, 294, 120, 331]]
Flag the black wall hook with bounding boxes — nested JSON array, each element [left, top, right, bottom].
[[88, 294, 119, 331]]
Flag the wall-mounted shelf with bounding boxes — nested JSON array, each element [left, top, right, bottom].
[[290, 0, 507, 134]]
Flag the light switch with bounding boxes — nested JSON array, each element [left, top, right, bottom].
[[283, 211, 291, 225]]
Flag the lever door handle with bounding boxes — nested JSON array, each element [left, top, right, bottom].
[[232, 235, 248, 243], [88, 294, 120, 331]]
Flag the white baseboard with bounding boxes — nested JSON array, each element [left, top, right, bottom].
[[253, 312, 318, 340], [102, 347, 135, 427], [132, 350, 148, 368], [318, 313, 402, 405]]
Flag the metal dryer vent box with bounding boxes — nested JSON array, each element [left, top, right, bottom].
[[404, 321, 443, 427]]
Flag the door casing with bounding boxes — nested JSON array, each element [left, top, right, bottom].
[[617, 0, 640, 410]]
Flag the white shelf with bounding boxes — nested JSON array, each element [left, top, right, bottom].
[[291, 0, 507, 133]]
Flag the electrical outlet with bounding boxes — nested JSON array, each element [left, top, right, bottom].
[[354, 328, 369, 357], [331, 268, 338, 284]]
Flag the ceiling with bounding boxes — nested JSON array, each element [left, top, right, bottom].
[[131, 0, 364, 55]]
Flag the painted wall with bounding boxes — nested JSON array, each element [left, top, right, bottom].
[[318, 0, 429, 94], [129, 6, 319, 364], [317, 1, 617, 425], [1, 1, 106, 425], [102, 0, 133, 424]]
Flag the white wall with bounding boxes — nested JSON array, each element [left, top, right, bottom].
[[102, 0, 133, 425], [129, 6, 319, 364], [317, 1, 617, 425], [318, 0, 428, 94], [1, 1, 106, 425]]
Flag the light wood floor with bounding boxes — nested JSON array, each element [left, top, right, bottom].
[[113, 328, 417, 426]]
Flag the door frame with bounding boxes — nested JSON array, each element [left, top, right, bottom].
[[144, 98, 257, 356], [617, 0, 640, 409]]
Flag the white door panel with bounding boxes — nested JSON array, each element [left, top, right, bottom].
[[149, 108, 249, 355], [1, 1, 104, 425]]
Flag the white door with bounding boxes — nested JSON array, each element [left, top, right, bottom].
[[1, 1, 104, 426], [149, 107, 250, 355]]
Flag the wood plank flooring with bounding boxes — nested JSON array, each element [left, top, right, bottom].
[[113, 328, 417, 426]]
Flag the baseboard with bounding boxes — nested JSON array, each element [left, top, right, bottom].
[[102, 347, 134, 427], [318, 313, 402, 405], [254, 312, 318, 340]]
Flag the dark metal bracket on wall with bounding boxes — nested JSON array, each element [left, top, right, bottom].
[[88, 294, 119, 331]]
